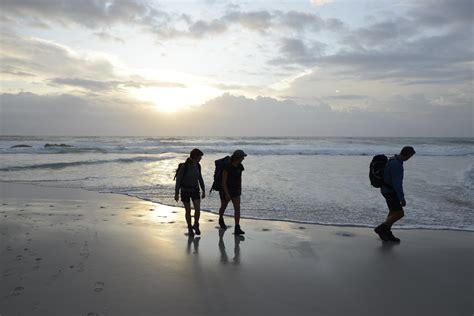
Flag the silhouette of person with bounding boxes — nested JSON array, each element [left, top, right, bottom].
[[175, 148, 205, 237], [186, 235, 200, 255], [374, 146, 416, 242], [217, 228, 244, 265], [218, 150, 247, 235]]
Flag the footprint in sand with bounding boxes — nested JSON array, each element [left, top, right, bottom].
[[335, 232, 355, 237], [94, 281, 105, 292], [10, 286, 24, 296]]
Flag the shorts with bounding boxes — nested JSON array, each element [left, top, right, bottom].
[[219, 190, 241, 200], [181, 189, 200, 203], [382, 192, 403, 212]]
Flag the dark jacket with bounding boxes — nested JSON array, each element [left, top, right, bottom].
[[381, 155, 405, 204]]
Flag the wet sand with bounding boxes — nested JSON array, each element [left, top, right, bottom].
[[1, 182, 473, 316]]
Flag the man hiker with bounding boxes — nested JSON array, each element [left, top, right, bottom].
[[374, 146, 416, 242], [218, 149, 247, 235]]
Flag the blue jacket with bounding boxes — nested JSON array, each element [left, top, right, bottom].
[[381, 155, 405, 204]]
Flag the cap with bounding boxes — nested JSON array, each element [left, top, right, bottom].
[[231, 149, 247, 158]]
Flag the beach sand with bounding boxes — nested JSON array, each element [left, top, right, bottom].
[[1, 182, 472, 316]]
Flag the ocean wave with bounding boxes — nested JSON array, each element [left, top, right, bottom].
[[2, 146, 473, 157], [0, 156, 174, 172], [1, 136, 473, 156]]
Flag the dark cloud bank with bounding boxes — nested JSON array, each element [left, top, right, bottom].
[[1, 92, 471, 137]]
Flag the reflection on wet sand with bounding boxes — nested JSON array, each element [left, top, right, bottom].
[[186, 236, 200, 255], [218, 229, 245, 265]]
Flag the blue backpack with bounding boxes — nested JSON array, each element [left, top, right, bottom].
[[210, 156, 231, 192]]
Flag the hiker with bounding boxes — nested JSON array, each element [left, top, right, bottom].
[[374, 146, 416, 242], [218, 150, 247, 235], [174, 148, 205, 237]]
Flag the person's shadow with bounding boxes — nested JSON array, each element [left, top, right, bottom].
[[218, 229, 245, 265], [186, 235, 200, 255]]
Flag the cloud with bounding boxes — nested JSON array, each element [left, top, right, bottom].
[[0, 0, 169, 30], [93, 31, 125, 44], [48, 78, 186, 92], [0, 31, 186, 94], [268, 2, 473, 85], [1, 92, 471, 137], [269, 38, 326, 66], [0, 31, 117, 81], [310, 0, 334, 6], [1, 1, 341, 41]]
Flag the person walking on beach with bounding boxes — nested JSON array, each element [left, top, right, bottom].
[[218, 150, 247, 235], [374, 146, 416, 242], [175, 148, 205, 237]]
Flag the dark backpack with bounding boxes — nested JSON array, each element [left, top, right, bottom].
[[369, 154, 388, 188], [173, 161, 201, 181], [210, 156, 231, 192]]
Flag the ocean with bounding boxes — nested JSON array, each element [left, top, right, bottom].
[[1, 136, 473, 231]]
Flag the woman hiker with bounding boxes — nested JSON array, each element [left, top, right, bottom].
[[175, 148, 205, 237]]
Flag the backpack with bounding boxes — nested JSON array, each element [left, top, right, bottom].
[[173, 163, 186, 181], [173, 161, 201, 181], [369, 154, 388, 188], [210, 156, 231, 192]]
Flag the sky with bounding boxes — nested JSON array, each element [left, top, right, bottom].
[[0, 0, 472, 136]]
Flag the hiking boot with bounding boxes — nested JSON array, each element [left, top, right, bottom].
[[374, 224, 389, 241], [386, 230, 400, 242], [219, 217, 227, 229], [188, 226, 195, 237], [193, 224, 201, 236], [234, 225, 245, 235]]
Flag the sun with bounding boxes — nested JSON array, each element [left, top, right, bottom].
[[127, 69, 221, 113]]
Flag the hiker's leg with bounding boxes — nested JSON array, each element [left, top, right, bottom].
[[384, 209, 404, 229], [231, 196, 241, 225], [192, 199, 201, 226], [219, 195, 229, 217], [183, 202, 192, 227]]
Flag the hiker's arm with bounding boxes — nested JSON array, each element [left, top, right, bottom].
[[174, 167, 184, 201], [222, 169, 230, 200], [198, 171, 205, 198]]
